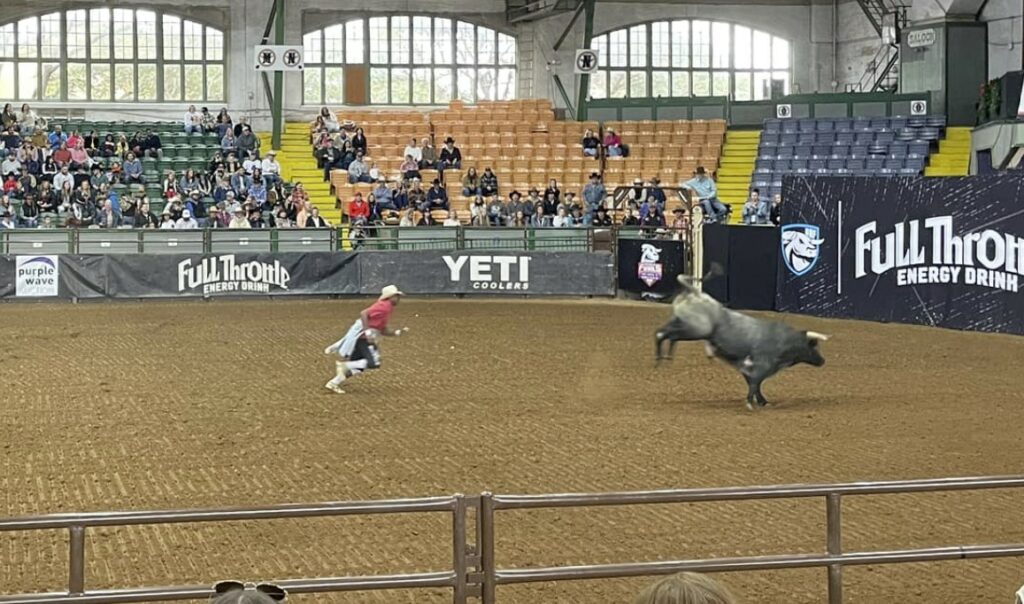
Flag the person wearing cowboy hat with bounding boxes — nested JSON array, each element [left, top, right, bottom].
[[260, 150, 282, 189], [228, 205, 251, 229], [324, 285, 409, 394]]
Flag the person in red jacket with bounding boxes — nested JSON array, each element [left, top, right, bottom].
[[348, 192, 370, 224]]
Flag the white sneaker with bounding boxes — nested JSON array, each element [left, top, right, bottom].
[[324, 343, 340, 355], [325, 381, 345, 394]]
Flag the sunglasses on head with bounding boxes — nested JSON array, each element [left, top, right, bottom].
[[211, 581, 287, 601]]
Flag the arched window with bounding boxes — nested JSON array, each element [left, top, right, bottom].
[[303, 17, 516, 105], [589, 20, 790, 101], [0, 9, 224, 102]]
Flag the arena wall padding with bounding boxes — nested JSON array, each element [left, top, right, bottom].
[[778, 173, 1024, 335], [0, 251, 615, 300]]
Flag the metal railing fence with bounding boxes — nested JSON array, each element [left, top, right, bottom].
[[1, 476, 1022, 603]]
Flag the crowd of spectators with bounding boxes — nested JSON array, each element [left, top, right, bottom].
[[0, 104, 335, 230]]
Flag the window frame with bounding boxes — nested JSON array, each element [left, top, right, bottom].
[[588, 19, 791, 101], [0, 8, 225, 103]]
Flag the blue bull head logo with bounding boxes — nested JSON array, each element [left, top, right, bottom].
[[781, 224, 825, 276]]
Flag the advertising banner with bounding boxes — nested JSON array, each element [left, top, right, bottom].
[[777, 174, 1024, 334], [359, 251, 615, 296], [616, 238, 687, 298]]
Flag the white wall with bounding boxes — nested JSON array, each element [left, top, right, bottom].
[[981, 0, 1023, 79]]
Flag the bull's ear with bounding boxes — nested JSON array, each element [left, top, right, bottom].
[[805, 331, 830, 342]]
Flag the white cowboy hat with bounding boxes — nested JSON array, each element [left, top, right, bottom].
[[379, 285, 404, 300]]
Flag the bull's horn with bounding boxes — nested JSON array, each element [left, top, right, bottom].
[[806, 331, 830, 341]]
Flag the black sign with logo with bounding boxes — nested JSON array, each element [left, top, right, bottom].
[[777, 174, 1024, 335], [617, 238, 686, 297]]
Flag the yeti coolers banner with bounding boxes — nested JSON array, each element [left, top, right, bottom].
[[616, 238, 686, 298], [777, 174, 1024, 334], [359, 251, 615, 295]]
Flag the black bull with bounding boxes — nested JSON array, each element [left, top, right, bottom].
[[655, 276, 828, 410]]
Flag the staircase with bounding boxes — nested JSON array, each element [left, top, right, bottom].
[[924, 127, 972, 177], [258, 123, 335, 215], [716, 130, 761, 224], [853, 0, 906, 93]]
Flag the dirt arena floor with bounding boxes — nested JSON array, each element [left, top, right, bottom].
[[1, 298, 1023, 603]]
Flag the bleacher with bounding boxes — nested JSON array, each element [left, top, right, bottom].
[[601, 119, 727, 190], [752, 115, 948, 199]]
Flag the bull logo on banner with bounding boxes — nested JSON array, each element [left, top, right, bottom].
[[781, 224, 825, 277], [638, 243, 664, 286]]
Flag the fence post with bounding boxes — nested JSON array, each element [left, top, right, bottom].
[[68, 525, 86, 595], [453, 494, 468, 604], [480, 492, 496, 604], [826, 493, 843, 604]]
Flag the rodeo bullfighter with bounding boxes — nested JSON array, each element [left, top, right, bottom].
[[655, 275, 829, 410]]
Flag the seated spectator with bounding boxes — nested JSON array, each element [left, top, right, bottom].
[[480, 167, 498, 197], [1, 127, 22, 161], [461, 167, 479, 197], [443, 210, 460, 227], [351, 127, 368, 156], [641, 206, 665, 230], [670, 207, 690, 236], [289, 182, 310, 206], [438, 137, 462, 171], [399, 155, 421, 181], [648, 177, 666, 212], [201, 107, 218, 133], [274, 208, 294, 228], [742, 189, 769, 225], [95, 199, 122, 228], [603, 128, 624, 157], [115, 134, 130, 157], [184, 105, 203, 134], [83, 130, 100, 155], [622, 207, 640, 226], [419, 137, 438, 170], [544, 179, 561, 203], [367, 161, 383, 183], [100, 134, 116, 158], [306, 206, 330, 228], [349, 222, 367, 248], [122, 153, 143, 184], [523, 188, 542, 218], [373, 180, 394, 210], [390, 181, 409, 210], [318, 106, 339, 132], [633, 572, 736, 604], [570, 206, 585, 226], [18, 103, 43, 136], [407, 179, 425, 208], [627, 178, 648, 209], [69, 141, 92, 170], [0, 210, 16, 230], [221, 129, 238, 153], [582, 128, 601, 157], [530, 204, 550, 227], [505, 190, 523, 219], [158, 209, 176, 229], [557, 192, 579, 217], [242, 150, 261, 175], [399, 208, 416, 227], [0, 104, 16, 130], [552, 206, 572, 228], [52, 143, 72, 167], [403, 138, 422, 164], [770, 193, 783, 226], [1, 153, 22, 178], [134, 200, 159, 229], [541, 190, 558, 217], [683, 166, 729, 224], [228, 206, 250, 228], [19, 194, 40, 227], [508, 209, 526, 227], [185, 191, 208, 223], [235, 125, 259, 158], [417, 210, 438, 226], [470, 195, 487, 226], [216, 108, 233, 138], [347, 152, 371, 184], [249, 208, 267, 229], [348, 192, 370, 224], [141, 129, 163, 159], [37, 182, 57, 214], [487, 196, 506, 227], [47, 125, 67, 150], [425, 179, 449, 211], [261, 151, 282, 187]]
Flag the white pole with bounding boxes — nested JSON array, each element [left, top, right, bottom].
[[837, 200, 843, 295]]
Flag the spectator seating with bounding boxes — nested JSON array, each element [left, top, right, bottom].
[[751, 115, 947, 199], [436, 99, 599, 216], [601, 119, 726, 190], [329, 110, 438, 219]]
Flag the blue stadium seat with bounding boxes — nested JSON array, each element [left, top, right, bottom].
[[868, 144, 888, 155], [816, 119, 835, 132], [926, 115, 947, 128], [899, 168, 920, 176], [794, 145, 813, 158], [764, 119, 782, 132], [798, 132, 816, 144], [884, 158, 904, 170], [815, 132, 837, 144], [833, 119, 853, 132], [776, 147, 795, 159], [846, 158, 865, 170], [774, 158, 792, 171], [850, 145, 869, 158], [809, 159, 826, 170], [908, 142, 930, 157], [755, 158, 773, 172], [890, 117, 908, 131], [835, 131, 855, 145], [875, 130, 896, 144], [869, 118, 891, 130], [827, 159, 845, 170], [781, 120, 799, 133], [798, 119, 817, 132], [889, 143, 908, 158], [761, 132, 780, 145], [852, 117, 873, 131], [812, 145, 831, 157], [866, 157, 884, 170], [791, 159, 808, 170], [831, 145, 850, 157], [781, 132, 798, 145], [855, 132, 875, 144]]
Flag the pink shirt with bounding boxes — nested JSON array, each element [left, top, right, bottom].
[[364, 299, 396, 331]]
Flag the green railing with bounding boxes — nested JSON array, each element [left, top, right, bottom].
[[0, 227, 600, 255]]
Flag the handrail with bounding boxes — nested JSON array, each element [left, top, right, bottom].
[[1, 478, 1021, 604]]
